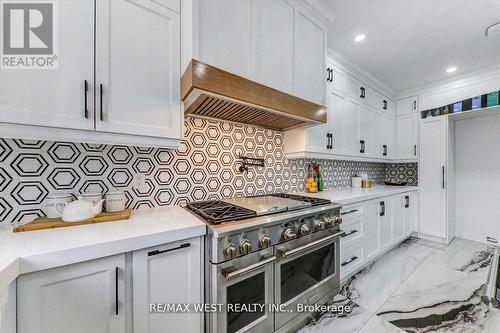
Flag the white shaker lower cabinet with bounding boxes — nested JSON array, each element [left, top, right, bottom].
[[17, 254, 126, 333], [132, 236, 203, 333], [419, 116, 454, 244], [340, 192, 416, 280]]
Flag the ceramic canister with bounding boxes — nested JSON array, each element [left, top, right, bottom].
[[105, 190, 126, 212], [81, 192, 103, 206], [43, 193, 73, 218]]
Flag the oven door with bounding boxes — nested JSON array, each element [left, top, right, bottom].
[[274, 230, 342, 330], [208, 248, 275, 333]]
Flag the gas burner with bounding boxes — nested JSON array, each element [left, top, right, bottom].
[[185, 200, 256, 224], [269, 193, 331, 207]]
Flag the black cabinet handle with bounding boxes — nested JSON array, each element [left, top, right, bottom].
[[413, 100, 417, 110], [115, 267, 119, 315], [380, 201, 385, 216], [383, 100, 387, 110], [341, 229, 358, 238], [84, 80, 89, 119], [330, 69, 334, 82], [383, 144, 387, 156], [360, 87, 365, 99], [148, 243, 191, 256], [360, 140, 365, 153], [414, 145, 417, 156], [341, 256, 358, 267], [330, 133, 333, 149], [442, 166, 445, 189], [326, 133, 330, 149], [405, 195, 410, 208], [341, 209, 359, 216], [99, 84, 104, 121], [327, 68, 333, 82]]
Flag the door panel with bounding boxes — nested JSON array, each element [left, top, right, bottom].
[[397, 113, 418, 159], [0, 0, 94, 130], [392, 196, 405, 241], [359, 105, 375, 156], [363, 201, 380, 260], [379, 200, 392, 250], [96, 0, 181, 138]]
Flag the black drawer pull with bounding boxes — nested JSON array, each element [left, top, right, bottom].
[[84, 80, 89, 119], [360, 140, 365, 153], [341, 229, 358, 238], [148, 243, 190, 256], [380, 201, 385, 216], [383, 144, 387, 156], [341, 256, 358, 267], [341, 209, 359, 216], [404, 195, 410, 208], [115, 267, 119, 315]]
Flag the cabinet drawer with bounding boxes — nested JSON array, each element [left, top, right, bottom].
[[340, 243, 363, 277], [340, 205, 363, 222], [340, 217, 363, 247]]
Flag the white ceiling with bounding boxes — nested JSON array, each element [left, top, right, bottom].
[[306, 0, 500, 93]]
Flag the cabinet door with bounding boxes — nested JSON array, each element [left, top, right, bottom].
[[252, 0, 294, 94], [396, 96, 418, 115], [294, 10, 326, 105], [419, 117, 447, 238], [392, 195, 405, 242], [359, 105, 375, 156], [363, 201, 380, 261], [379, 200, 393, 250], [133, 237, 203, 333], [0, 0, 94, 130], [396, 113, 419, 159], [330, 90, 360, 156], [373, 111, 394, 159], [17, 255, 126, 333], [345, 75, 363, 101], [196, 0, 251, 78], [95, 0, 181, 139]]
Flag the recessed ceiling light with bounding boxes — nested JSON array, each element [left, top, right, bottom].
[[354, 34, 365, 42], [446, 67, 457, 73]]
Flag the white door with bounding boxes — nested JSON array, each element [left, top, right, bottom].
[[392, 195, 405, 241], [0, 0, 94, 130], [95, 0, 181, 139], [133, 237, 203, 333], [359, 105, 375, 157], [332, 94, 360, 156], [373, 111, 394, 159], [403, 193, 413, 236], [196, 0, 251, 78], [396, 113, 419, 159], [419, 117, 447, 238], [294, 10, 325, 105], [17, 254, 126, 333], [252, 0, 294, 94], [363, 201, 380, 261], [379, 199, 393, 250]]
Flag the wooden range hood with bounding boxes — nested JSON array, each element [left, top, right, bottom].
[[181, 60, 327, 131]]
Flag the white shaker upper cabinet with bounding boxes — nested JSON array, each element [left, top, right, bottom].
[[294, 10, 326, 105], [252, 0, 294, 94], [396, 96, 418, 115], [95, 0, 181, 139], [396, 113, 419, 160], [196, 0, 252, 78], [0, 0, 94, 130]]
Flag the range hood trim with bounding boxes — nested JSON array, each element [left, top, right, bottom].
[[181, 60, 327, 131]]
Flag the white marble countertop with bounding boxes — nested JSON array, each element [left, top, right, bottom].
[[303, 185, 419, 206], [0, 206, 206, 292]]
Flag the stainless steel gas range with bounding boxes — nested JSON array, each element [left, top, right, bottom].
[[184, 193, 344, 333]]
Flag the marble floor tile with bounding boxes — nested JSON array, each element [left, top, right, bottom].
[[358, 314, 405, 333], [297, 295, 372, 333], [340, 237, 435, 312], [377, 261, 490, 332], [424, 238, 495, 274]]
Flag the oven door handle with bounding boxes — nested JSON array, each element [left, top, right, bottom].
[[222, 256, 277, 281], [278, 230, 345, 259]]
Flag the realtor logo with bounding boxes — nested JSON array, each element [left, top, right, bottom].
[[1, 1, 58, 69]]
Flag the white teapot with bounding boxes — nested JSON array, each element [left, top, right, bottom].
[[55, 197, 105, 222]]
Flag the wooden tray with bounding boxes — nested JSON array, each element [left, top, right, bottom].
[[13, 209, 132, 233]]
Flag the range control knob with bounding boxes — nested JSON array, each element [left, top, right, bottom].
[[283, 228, 296, 241], [239, 239, 252, 255], [259, 234, 272, 248], [223, 243, 237, 259], [315, 220, 326, 230], [333, 216, 343, 225], [299, 224, 311, 235]]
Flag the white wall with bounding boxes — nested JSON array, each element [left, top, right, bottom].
[[454, 114, 500, 244]]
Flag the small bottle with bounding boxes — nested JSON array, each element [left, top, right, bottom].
[[317, 165, 324, 192]]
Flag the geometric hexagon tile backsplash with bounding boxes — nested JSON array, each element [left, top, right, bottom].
[[0, 116, 417, 223]]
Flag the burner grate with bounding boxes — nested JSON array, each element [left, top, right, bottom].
[[185, 200, 256, 224]]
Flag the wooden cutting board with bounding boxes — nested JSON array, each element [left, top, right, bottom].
[[13, 209, 132, 233]]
